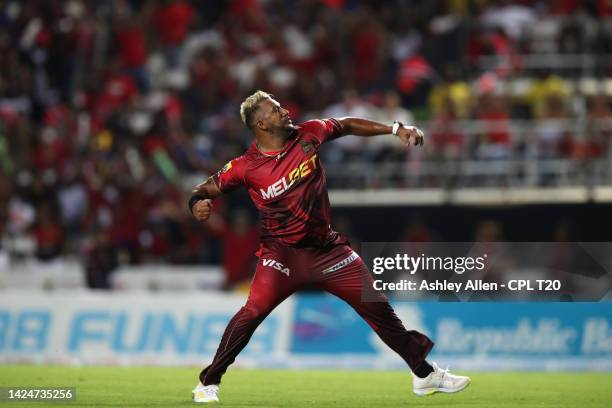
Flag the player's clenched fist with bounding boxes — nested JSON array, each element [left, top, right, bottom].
[[192, 199, 212, 221], [397, 125, 425, 146]]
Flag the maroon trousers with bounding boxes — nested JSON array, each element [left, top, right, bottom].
[[200, 238, 433, 385]]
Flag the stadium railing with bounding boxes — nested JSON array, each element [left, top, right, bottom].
[[321, 118, 612, 194]]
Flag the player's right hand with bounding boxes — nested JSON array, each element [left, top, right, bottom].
[[397, 125, 425, 147], [193, 199, 213, 222]]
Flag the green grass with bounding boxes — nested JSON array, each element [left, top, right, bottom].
[[0, 366, 610, 408]]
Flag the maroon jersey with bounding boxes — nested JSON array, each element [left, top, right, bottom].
[[212, 119, 342, 247]]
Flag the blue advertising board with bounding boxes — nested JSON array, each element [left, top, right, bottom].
[[292, 295, 612, 365], [0, 292, 610, 369]]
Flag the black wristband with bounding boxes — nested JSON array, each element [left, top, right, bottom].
[[188, 195, 207, 214]]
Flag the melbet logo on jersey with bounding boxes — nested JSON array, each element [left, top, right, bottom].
[[262, 259, 290, 276], [260, 154, 318, 200]]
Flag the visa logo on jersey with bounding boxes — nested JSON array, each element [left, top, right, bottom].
[[262, 259, 291, 276], [260, 155, 317, 200]]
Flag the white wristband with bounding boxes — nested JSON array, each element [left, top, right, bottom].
[[392, 121, 403, 136]]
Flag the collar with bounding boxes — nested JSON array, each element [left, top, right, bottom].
[[253, 128, 298, 159]]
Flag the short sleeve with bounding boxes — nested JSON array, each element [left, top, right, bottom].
[[301, 118, 343, 144], [212, 156, 246, 193]]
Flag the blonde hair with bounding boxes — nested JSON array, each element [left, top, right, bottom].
[[240, 90, 271, 129]]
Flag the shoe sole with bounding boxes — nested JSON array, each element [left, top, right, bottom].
[[413, 378, 471, 396], [192, 391, 220, 403]]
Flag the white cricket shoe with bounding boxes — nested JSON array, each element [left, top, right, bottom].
[[192, 383, 220, 403], [412, 362, 470, 396]]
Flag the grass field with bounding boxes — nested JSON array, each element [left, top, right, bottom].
[[0, 366, 610, 408]]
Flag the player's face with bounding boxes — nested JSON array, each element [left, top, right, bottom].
[[258, 98, 293, 133]]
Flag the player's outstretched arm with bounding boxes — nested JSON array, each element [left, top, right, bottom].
[[189, 177, 223, 222], [336, 117, 424, 146]]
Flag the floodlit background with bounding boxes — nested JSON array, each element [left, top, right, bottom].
[[0, 0, 611, 371]]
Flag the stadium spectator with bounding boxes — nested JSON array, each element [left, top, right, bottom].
[[475, 93, 513, 160], [32, 204, 64, 261], [396, 53, 434, 108], [526, 71, 571, 118], [322, 90, 372, 161], [534, 93, 572, 158], [369, 90, 414, 161], [480, 0, 536, 41], [349, 13, 386, 91], [152, 0, 195, 67], [83, 228, 119, 289], [115, 15, 149, 91], [583, 95, 612, 159], [429, 94, 465, 161], [428, 66, 472, 120]]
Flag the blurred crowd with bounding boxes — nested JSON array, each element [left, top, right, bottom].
[[1, 0, 612, 287]]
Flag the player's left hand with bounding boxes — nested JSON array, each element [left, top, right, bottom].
[[397, 126, 424, 146]]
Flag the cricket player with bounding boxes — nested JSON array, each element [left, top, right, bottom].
[[189, 91, 470, 403]]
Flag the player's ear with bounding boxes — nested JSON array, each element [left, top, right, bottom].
[[256, 119, 266, 131]]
